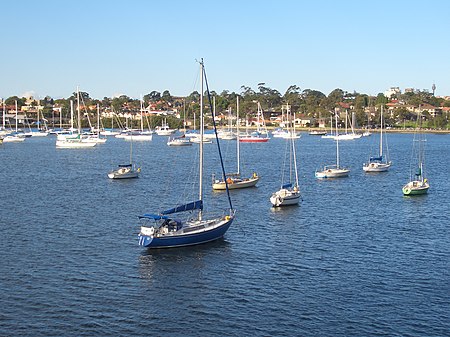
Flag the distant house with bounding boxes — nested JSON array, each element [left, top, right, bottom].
[[386, 102, 441, 118], [420, 103, 441, 118], [337, 102, 351, 110], [384, 87, 401, 98], [318, 118, 327, 128], [295, 115, 315, 127]]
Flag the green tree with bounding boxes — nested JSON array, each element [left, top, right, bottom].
[[161, 90, 173, 106], [144, 91, 161, 103], [257, 83, 281, 110], [5, 96, 26, 107]]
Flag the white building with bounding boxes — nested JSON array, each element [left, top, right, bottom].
[[384, 87, 401, 98]]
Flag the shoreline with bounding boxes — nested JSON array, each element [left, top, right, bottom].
[[218, 125, 450, 134]]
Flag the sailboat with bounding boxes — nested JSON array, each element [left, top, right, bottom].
[[279, 104, 300, 139], [155, 118, 176, 135], [333, 110, 362, 140], [240, 102, 270, 143], [138, 59, 235, 248], [108, 132, 140, 179], [100, 109, 120, 136], [321, 114, 335, 139], [83, 104, 107, 143], [270, 108, 301, 207], [212, 97, 259, 190], [402, 108, 429, 196], [3, 101, 26, 143], [315, 114, 349, 178], [272, 104, 289, 138], [24, 100, 49, 137], [56, 88, 97, 148], [167, 103, 192, 146], [121, 99, 153, 141], [218, 106, 236, 140], [363, 105, 391, 172]]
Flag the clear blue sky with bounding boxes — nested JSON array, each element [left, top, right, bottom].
[[2, 0, 450, 100]]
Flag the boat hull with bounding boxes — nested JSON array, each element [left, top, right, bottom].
[[315, 168, 349, 178], [270, 189, 300, 207], [402, 181, 429, 195], [212, 176, 259, 190], [56, 140, 96, 148], [239, 137, 269, 143], [155, 130, 176, 136], [363, 162, 391, 172], [108, 171, 139, 179], [333, 134, 362, 140], [3, 136, 26, 142], [138, 217, 233, 248], [122, 134, 153, 141], [167, 139, 192, 146]]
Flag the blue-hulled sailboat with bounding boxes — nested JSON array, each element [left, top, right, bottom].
[[363, 105, 391, 172], [138, 59, 235, 248]]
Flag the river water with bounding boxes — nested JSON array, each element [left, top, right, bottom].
[[0, 132, 449, 336]]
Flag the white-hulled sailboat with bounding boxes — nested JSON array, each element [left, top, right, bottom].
[[138, 59, 235, 248], [108, 132, 140, 179], [270, 107, 301, 207], [363, 105, 391, 172], [315, 114, 349, 178]]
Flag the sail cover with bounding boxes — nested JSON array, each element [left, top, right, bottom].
[[282, 183, 292, 189], [161, 200, 203, 215], [139, 214, 169, 220], [369, 156, 382, 162]]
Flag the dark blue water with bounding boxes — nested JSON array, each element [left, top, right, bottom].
[[1, 133, 449, 336]]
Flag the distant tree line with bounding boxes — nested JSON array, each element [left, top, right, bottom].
[[3, 84, 450, 129]]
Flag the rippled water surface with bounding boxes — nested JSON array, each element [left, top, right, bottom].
[[1, 132, 449, 336]]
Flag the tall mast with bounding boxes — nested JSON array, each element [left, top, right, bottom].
[[236, 96, 240, 175], [336, 114, 340, 168], [36, 99, 40, 131], [290, 104, 299, 187], [76, 87, 81, 134], [2, 99, 5, 129], [15, 100, 18, 132], [199, 59, 204, 220], [380, 105, 384, 158], [70, 100, 74, 132], [345, 109, 348, 134], [140, 96, 144, 132], [97, 104, 100, 136], [183, 98, 186, 134], [111, 107, 114, 130]]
